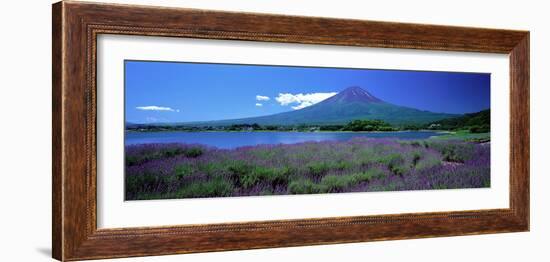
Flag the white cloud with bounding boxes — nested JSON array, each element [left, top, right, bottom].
[[275, 92, 337, 110], [136, 106, 179, 112], [256, 95, 270, 101], [255, 103, 263, 107]]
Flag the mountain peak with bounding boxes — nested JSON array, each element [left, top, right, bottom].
[[342, 86, 364, 92], [324, 86, 383, 104]]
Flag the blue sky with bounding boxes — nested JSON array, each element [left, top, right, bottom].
[[125, 60, 490, 124]]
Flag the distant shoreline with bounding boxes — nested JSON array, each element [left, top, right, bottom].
[[125, 129, 452, 134]]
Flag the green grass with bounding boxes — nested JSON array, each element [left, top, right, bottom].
[[172, 177, 234, 198], [289, 168, 388, 194], [432, 130, 490, 142]]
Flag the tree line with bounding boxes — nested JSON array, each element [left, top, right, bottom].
[[125, 109, 490, 133]]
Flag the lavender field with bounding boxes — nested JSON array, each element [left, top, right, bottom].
[[125, 138, 490, 200]]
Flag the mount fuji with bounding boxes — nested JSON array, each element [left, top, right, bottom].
[[191, 86, 457, 126]]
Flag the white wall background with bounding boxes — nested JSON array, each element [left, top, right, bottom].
[[0, 0, 546, 261]]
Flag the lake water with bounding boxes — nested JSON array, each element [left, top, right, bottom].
[[125, 131, 444, 149]]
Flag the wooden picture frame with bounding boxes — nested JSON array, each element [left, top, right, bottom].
[[52, 1, 529, 261]]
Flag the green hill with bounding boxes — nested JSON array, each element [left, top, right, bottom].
[[428, 109, 490, 133]]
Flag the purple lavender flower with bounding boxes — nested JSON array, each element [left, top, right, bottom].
[[125, 139, 490, 200]]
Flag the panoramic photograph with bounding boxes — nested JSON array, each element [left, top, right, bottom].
[[124, 60, 490, 201]]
